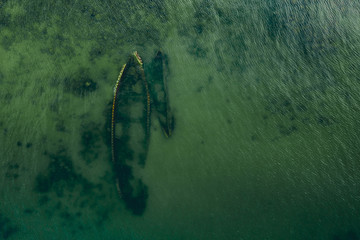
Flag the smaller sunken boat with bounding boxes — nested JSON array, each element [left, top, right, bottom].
[[145, 50, 175, 137]]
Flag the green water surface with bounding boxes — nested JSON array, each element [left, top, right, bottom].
[[0, 1, 360, 239]]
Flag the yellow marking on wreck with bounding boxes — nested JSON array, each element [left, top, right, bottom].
[[134, 51, 143, 65], [111, 63, 127, 164]]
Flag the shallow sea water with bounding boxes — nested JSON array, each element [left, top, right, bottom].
[[1, 0, 360, 239]]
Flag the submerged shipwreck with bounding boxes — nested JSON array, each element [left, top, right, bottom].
[[111, 51, 174, 215]]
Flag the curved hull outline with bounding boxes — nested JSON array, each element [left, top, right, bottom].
[[111, 52, 151, 215]]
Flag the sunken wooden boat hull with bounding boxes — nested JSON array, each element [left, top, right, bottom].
[[111, 52, 150, 215], [145, 50, 175, 137]]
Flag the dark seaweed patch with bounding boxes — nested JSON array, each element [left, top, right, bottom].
[[49, 97, 60, 113], [265, 8, 285, 41], [278, 124, 297, 136], [0, 213, 17, 239], [178, 1, 219, 59], [5, 163, 20, 180], [80, 122, 102, 164], [103, 100, 113, 149], [264, 90, 336, 140], [187, 41, 207, 58], [0, 33, 14, 50], [5, 172, 19, 180], [317, 115, 332, 126], [193, 0, 216, 36], [141, 0, 168, 22], [264, 95, 305, 138], [75, 211, 82, 217], [3, 92, 12, 104], [333, 230, 359, 240], [265, 1, 338, 59], [0, 0, 8, 10], [42, 33, 75, 57], [34, 146, 113, 228], [265, 97, 296, 116], [38, 195, 49, 206], [64, 68, 97, 97], [34, 149, 94, 197], [55, 120, 66, 132], [59, 211, 73, 221], [24, 208, 34, 214], [89, 45, 105, 61], [296, 104, 307, 112], [94, 208, 110, 227], [215, 6, 233, 26], [213, 30, 247, 74], [196, 86, 204, 93], [251, 135, 258, 141]]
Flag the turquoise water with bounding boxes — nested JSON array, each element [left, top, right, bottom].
[[1, 1, 360, 239]]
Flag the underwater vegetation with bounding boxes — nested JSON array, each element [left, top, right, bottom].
[[0, 213, 17, 240], [5, 162, 20, 180], [333, 230, 359, 240], [32, 146, 113, 231], [34, 148, 94, 197], [80, 122, 102, 164], [64, 68, 97, 97]]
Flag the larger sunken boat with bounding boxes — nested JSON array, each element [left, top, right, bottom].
[[111, 52, 150, 215]]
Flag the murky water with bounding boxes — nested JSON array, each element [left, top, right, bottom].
[[1, 1, 360, 239]]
